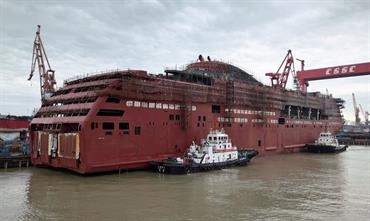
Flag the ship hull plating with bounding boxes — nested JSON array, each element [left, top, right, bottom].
[[30, 104, 341, 173]]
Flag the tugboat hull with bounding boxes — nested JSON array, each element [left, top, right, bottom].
[[152, 158, 249, 174], [152, 149, 258, 174], [304, 144, 347, 153]]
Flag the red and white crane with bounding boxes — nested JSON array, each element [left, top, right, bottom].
[[265, 50, 301, 90], [28, 25, 56, 103], [267, 50, 370, 92], [296, 62, 370, 93], [267, 52, 369, 126]]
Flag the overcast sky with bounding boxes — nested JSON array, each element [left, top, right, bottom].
[[0, 0, 369, 122]]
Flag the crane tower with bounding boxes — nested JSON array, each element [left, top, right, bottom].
[[265, 50, 301, 90], [28, 25, 56, 103]]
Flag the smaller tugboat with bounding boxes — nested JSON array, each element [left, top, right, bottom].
[[304, 132, 348, 153], [151, 129, 258, 174]]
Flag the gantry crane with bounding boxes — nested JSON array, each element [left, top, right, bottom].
[[359, 104, 369, 126], [265, 50, 301, 90], [352, 93, 361, 127], [297, 62, 370, 93], [28, 25, 56, 103]]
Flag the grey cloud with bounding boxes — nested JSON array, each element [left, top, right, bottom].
[[0, 0, 369, 119]]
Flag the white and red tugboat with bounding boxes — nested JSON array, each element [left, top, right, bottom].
[[152, 129, 258, 174], [304, 132, 347, 153]]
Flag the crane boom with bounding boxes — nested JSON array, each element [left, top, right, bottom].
[[359, 104, 365, 117], [265, 50, 301, 90], [28, 25, 56, 102], [359, 104, 369, 126], [352, 93, 361, 126], [297, 62, 370, 92]]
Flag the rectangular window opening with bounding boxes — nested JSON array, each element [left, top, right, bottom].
[[106, 97, 121, 103], [103, 122, 114, 130], [212, 105, 221, 113], [278, 117, 285, 125], [60, 123, 79, 133], [97, 109, 124, 117], [119, 122, 129, 130]]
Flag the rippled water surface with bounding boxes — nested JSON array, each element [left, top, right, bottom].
[[1, 146, 369, 221]]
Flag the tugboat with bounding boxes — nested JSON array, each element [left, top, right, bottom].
[[304, 132, 348, 153], [152, 129, 258, 174]]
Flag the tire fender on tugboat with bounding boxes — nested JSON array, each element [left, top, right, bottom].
[[157, 165, 165, 173]]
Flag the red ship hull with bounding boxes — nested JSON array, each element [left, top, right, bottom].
[[29, 61, 343, 174]]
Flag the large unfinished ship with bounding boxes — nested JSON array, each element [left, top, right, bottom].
[[28, 27, 344, 174]]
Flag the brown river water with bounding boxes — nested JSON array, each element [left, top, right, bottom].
[[1, 145, 369, 221]]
